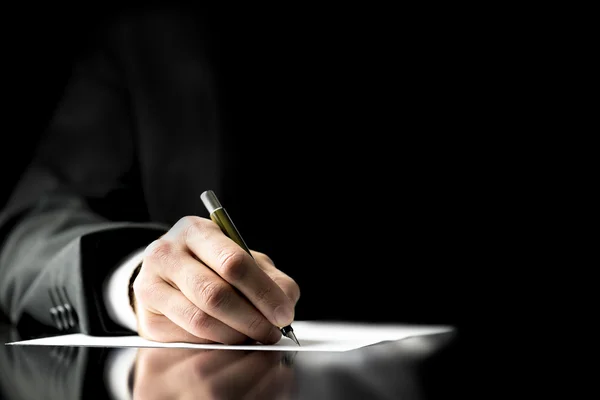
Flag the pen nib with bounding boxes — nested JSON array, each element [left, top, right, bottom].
[[281, 325, 301, 346], [287, 330, 301, 346]]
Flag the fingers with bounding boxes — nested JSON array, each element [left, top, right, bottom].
[[137, 310, 213, 344], [252, 251, 301, 305], [142, 215, 300, 346], [157, 249, 282, 344], [175, 217, 296, 328], [134, 278, 248, 344]]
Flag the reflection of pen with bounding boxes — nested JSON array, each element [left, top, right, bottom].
[[200, 190, 300, 346]]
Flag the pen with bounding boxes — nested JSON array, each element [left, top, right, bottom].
[[200, 190, 300, 346]]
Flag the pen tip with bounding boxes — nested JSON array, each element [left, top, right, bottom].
[[288, 331, 301, 346]]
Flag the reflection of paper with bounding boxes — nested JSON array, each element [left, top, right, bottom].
[[6, 321, 453, 352]]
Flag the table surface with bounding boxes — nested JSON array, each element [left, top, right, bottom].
[[0, 321, 476, 400]]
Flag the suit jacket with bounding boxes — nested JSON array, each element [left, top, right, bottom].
[[0, 6, 225, 335]]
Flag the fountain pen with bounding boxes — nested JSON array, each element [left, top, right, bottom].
[[200, 190, 300, 346]]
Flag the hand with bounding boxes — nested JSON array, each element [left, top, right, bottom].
[[132, 347, 294, 400], [132, 216, 300, 344]]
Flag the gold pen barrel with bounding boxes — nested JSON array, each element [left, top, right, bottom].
[[210, 207, 252, 255], [201, 190, 252, 255]]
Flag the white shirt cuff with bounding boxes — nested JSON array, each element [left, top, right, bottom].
[[103, 247, 146, 333]]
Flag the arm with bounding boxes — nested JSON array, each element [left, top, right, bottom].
[[0, 25, 168, 335], [1, 7, 302, 344]]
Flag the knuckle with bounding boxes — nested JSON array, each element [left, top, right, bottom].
[[184, 306, 212, 333], [144, 240, 183, 274], [179, 216, 217, 244], [183, 218, 207, 242], [174, 215, 202, 232], [194, 277, 231, 311], [144, 240, 173, 263], [218, 249, 248, 281]]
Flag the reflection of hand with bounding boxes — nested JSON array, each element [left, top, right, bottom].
[[132, 216, 301, 345], [133, 347, 294, 400]]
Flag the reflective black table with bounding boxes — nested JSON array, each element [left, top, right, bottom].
[[0, 321, 474, 399]]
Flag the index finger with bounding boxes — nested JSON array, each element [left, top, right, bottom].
[[184, 220, 296, 328]]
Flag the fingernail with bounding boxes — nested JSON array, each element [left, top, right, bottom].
[[274, 305, 294, 327]]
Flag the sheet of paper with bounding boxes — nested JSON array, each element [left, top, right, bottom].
[[5, 321, 453, 352]]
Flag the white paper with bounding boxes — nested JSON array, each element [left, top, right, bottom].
[[5, 321, 453, 352]]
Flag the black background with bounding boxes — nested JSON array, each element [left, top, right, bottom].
[[1, 4, 520, 334]]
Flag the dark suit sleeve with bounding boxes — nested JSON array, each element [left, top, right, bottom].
[[0, 25, 168, 335]]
